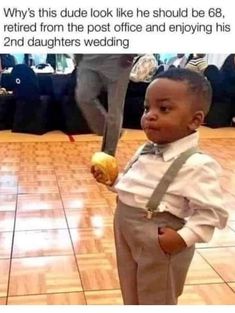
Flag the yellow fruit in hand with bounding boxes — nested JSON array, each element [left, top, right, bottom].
[[91, 152, 118, 185]]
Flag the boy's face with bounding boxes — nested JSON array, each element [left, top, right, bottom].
[[141, 78, 203, 144]]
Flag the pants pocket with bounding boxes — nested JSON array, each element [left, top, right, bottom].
[[149, 222, 170, 260]]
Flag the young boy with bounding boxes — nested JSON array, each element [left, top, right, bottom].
[[91, 68, 228, 305]]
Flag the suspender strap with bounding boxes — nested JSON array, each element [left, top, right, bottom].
[[123, 144, 145, 174], [146, 147, 199, 212]]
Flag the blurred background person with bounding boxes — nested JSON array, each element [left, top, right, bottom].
[[75, 54, 135, 156], [220, 54, 235, 126], [167, 53, 188, 68], [154, 53, 163, 66], [129, 54, 157, 83], [185, 54, 208, 74]]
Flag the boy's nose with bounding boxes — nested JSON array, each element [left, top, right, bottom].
[[146, 111, 158, 121]]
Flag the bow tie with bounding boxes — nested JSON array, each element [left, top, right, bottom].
[[140, 142, 163, 155]]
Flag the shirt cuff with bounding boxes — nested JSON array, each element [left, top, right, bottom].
[[177, 227, 201, 247], [107, 184, 117, 193]]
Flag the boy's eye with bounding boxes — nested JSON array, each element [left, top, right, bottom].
[[144, 105, 149, 113], [159, 105, 170, 113]]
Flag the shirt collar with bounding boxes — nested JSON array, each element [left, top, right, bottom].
[[152, 132, 199, 162]]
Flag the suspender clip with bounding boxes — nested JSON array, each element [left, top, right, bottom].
[[146, 209, 153, 219]]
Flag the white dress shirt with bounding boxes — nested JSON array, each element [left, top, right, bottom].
[[115, 132, 228, 247]]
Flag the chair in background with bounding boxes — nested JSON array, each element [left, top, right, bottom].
[[204, 64, 233, 128], [220, 54, 235, 123], [0, 92, 16, 130], [46, 54, 56, 71], [11, 64, 52, 134], [0, 54, 17, 70]]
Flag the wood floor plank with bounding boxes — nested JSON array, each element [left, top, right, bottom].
[[8, 292, 86, 305], [179, 283, 235, 304]]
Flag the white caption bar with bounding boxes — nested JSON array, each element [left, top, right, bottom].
[[0, 0, 234, 53]]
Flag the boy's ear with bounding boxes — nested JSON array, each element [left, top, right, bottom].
[[188, 110, 205, 131]]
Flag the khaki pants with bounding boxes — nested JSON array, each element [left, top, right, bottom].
[[114, 200, 195, 305]]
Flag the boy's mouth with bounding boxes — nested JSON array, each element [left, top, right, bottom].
[[145, 126, 160, 131]]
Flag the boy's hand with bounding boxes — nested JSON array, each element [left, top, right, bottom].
[[91, 152, 118, 186], [91, 165, 106, 184], [158, 227, 187, 255]]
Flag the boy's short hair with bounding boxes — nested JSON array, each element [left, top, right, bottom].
[[156, 68, 212, 114]]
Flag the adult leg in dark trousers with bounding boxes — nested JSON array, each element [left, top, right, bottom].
[[75, 55, 133, 156], [75, 68, 106, 136]]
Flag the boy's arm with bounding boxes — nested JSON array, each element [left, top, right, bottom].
[[177, 158, 229, 247]]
